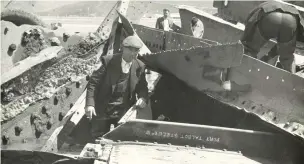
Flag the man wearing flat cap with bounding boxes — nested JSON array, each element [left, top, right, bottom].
[[85, 35, 149, 139]]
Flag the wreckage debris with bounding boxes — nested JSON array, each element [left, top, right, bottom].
[[49, 37, 61, 46], [1, 55, 100, 122], [21, 28, 48, 58]]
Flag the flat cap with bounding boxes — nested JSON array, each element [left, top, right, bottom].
[[122, 35, 143, 49]]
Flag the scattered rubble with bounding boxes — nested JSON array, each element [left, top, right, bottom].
[[1, 55, 101, 122], [21, 28, 48, 58]]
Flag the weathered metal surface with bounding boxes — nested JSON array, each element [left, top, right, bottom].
[[41, 91, 87, 152], [141, 43, 244, 92], [133, 24, 215, 53], [206, 55, 304, 137], [125, 1, 153, 24], [213, 0, 304, 24], [163, 30, 212, 50], [95, 2, 119, 40], [103, 119, 303, 161], [176, 5, 304, 139], [93, 141, 288, 164], [1, 149, 94, 164], [1, 78, 88, 151], [133, 24, 165, 52]]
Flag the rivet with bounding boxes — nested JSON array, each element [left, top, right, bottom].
[[249, 69, 251, 72], [2, 135, 9, 145], [266, 76, 269, 80], [9, 44, 17, 51], [66, 88, 72, 96], [284, 122, 290, 128], [54, 96, 58, 105], [14, 126, 23, 136], [70, 103, 74, 109], [4, 27, 8, 35], [41, 106, 48, 114], [59, 112, 65, 121], [47, 120, 53, 130], [282, 79, 284, 82], [293, 125, 299, 131], [257, 68, 260, 71], [293, 88, 296, 91]]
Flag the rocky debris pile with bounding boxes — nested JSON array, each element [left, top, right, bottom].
[[68, 32, 101, 58], [50, 23, 62, 30], [21, 28, 48, 58], [1, 55, 101, 122]]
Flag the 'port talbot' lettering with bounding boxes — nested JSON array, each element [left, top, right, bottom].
[[145, 130, 220, 143]]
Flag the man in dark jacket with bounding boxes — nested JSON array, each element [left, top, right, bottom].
[[85, 35, 149, 139], [241, 1, 304, 73]]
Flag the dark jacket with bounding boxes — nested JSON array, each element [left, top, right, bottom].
[[85, 53, 148, 116], [155, 17, 174, 30], [241, 1, 304, 42]]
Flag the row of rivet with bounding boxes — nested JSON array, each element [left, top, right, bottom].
[[247, 68, 301, 91], [1, 78, 89, 145]]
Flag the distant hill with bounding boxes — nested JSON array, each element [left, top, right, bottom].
[[1, 1, 77, 14], [37, 1, 216, 17]]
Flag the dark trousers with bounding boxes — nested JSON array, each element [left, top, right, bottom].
[[242, 11, 297, 73]]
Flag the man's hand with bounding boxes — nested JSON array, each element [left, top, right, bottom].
[[85, 106, 96, 120], [135, 98, 147, 109]]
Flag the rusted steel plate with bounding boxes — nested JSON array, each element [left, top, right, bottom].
[[213, 0, 304, 24], [1, 78, 88, 151], [125, 1, 153, 24], [95, 2, 120, 40], [133, 24, 216, 53], [41, 91, 87, 152], [164, 31, 211, 50], [206, 55, 304, 138], [133, 24, 165, 52], [141, 43, 244, 92], [106, 142, 287, 164], [179, 6, 243, 43], [104, 119, 303, 160]]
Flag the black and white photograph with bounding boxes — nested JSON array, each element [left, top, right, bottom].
[[1, 0, 304, 163]]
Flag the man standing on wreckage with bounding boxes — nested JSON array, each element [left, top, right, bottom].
[[241, 1, 304, 73], [84, 35, 149, 139]]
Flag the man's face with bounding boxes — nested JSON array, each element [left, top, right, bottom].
[[122, 46, 140, 62], [163, 10, 170, 18]]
